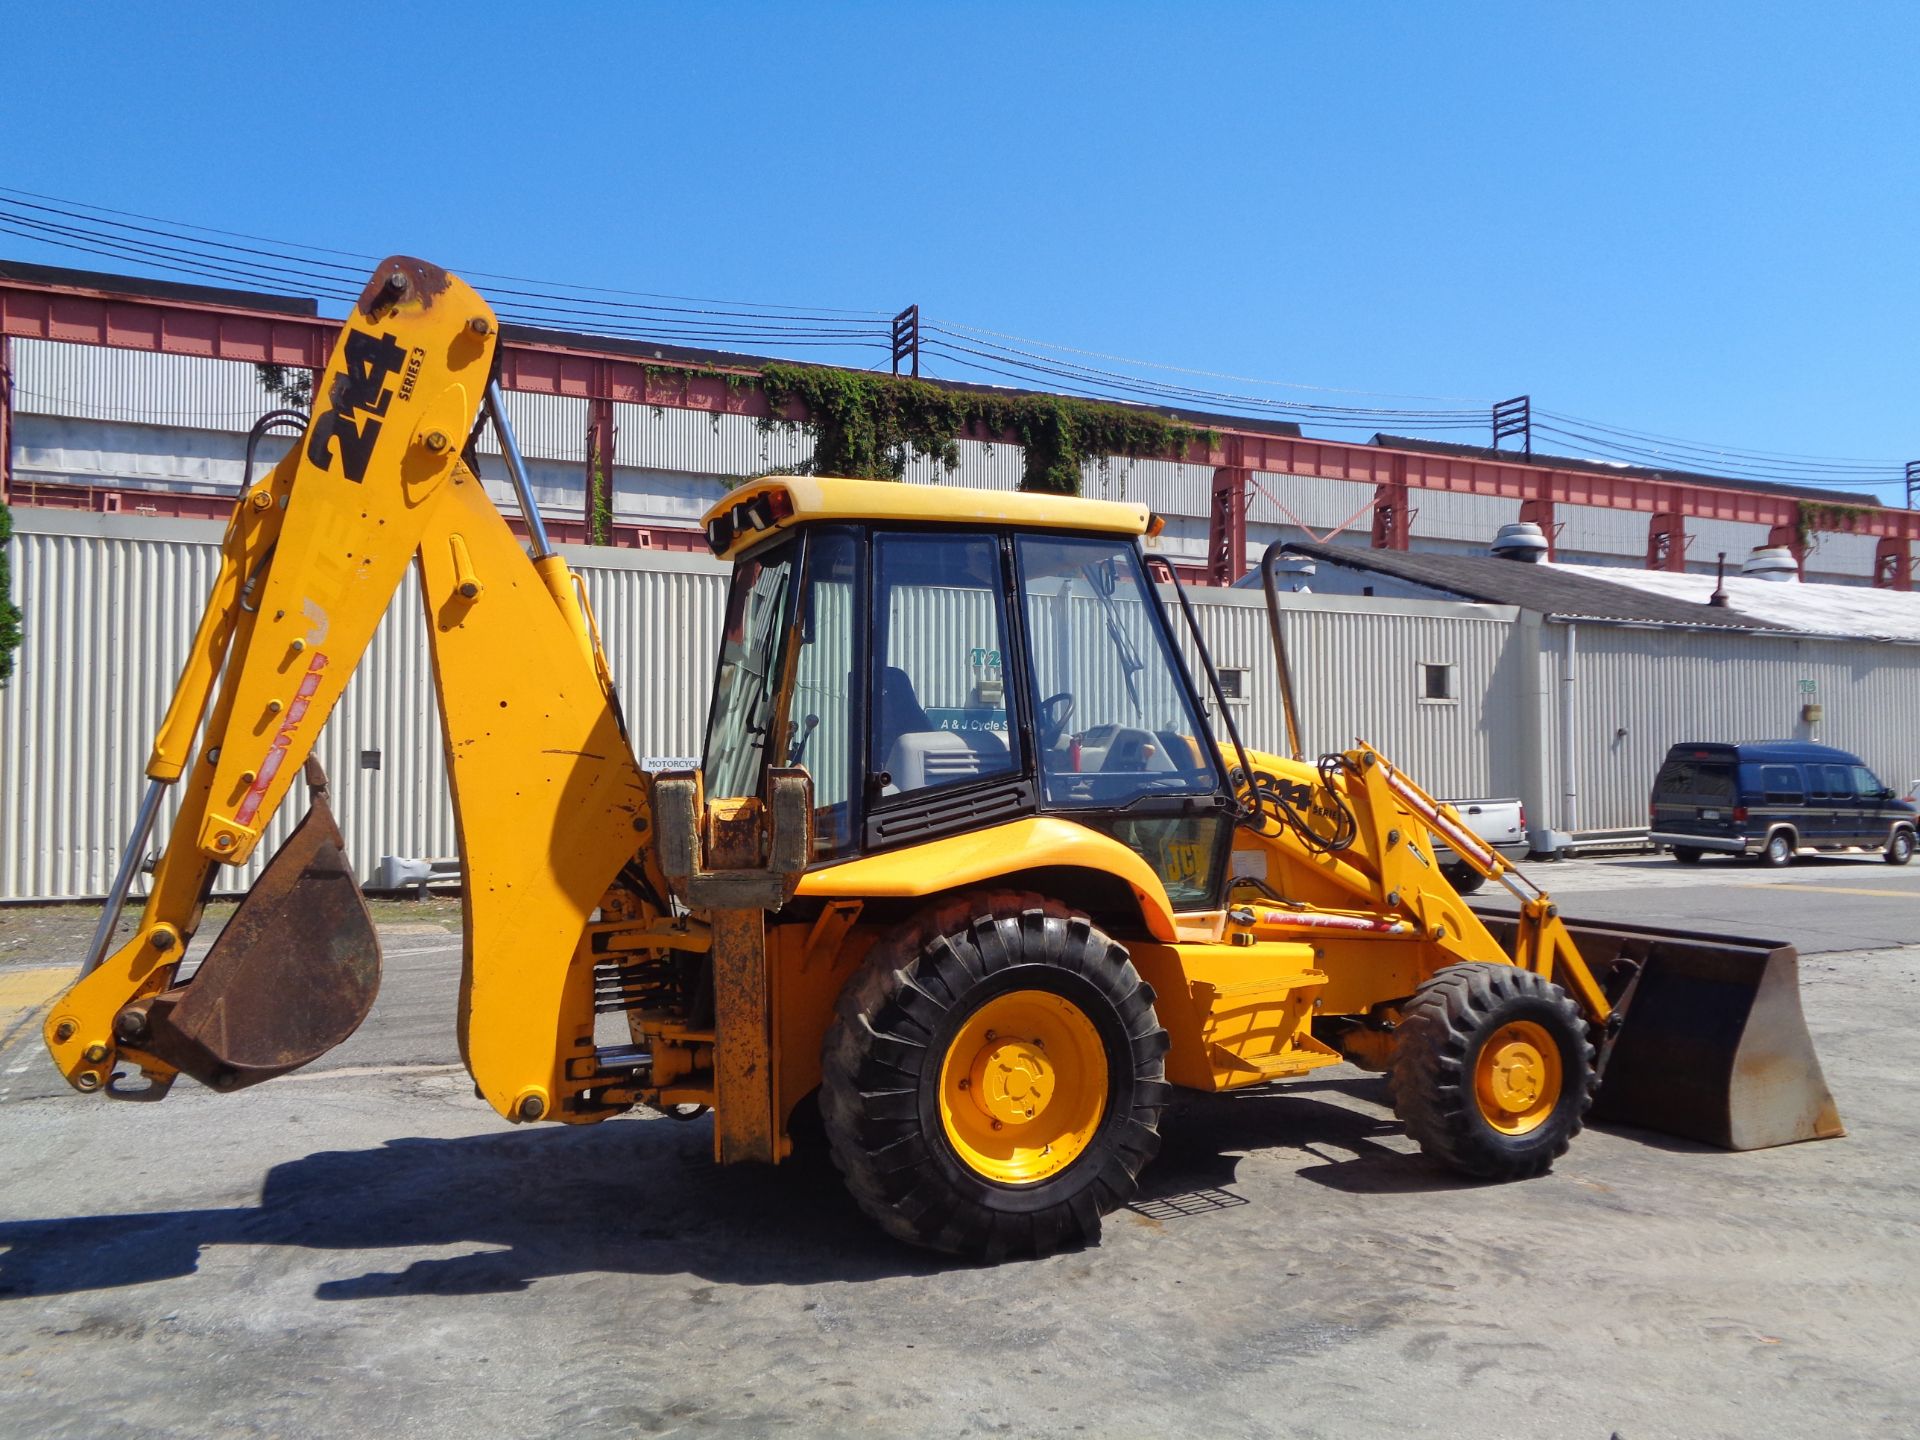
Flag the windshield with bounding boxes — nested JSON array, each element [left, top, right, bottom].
[[703, 541, 797, 799], [1015, 534, 1219, 808]]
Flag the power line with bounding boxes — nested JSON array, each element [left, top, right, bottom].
[[0, 184, 1909, 484], [937, 317, 1488, 404]]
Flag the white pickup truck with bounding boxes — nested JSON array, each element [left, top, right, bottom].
[[1433, 798, 1529, 893]]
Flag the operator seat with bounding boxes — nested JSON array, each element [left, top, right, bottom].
[[876, 665, 1008, 794]]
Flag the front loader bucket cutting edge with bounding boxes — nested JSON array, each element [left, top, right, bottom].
[[136, 762, 381, 1091], [1477, 913, 1843, 1150]]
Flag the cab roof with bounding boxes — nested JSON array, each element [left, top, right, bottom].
[[701, 475, 1154, 561]]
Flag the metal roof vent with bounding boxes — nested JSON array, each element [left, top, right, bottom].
[[1490, 521, 1550, 563], [1270, 554, 1316, 592], [1741, 545, 1800, 582]]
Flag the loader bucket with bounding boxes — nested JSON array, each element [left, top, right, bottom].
[[1475, 912, 1843, 1151], [133, 762, 381, 1091]]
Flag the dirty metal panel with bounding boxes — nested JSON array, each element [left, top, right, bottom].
[[137, 769, 380, 1089]]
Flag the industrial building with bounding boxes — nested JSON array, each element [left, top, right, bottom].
[[4, 261, 1920, 901], [8, 504, 1920, 902]]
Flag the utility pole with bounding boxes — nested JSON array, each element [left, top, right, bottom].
[[1492, 395, 1531, 458], [891, 305, 920, 378]]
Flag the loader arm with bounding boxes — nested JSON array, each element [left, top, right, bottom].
[[42, 258, 668, 1122]]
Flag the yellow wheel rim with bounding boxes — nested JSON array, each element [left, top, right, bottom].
[[938, 989, 1108, 1184], [1473, 1020, 1562, 1135]]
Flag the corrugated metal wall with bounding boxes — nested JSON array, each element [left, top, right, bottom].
[[0, 512, 730, 901], [1544, 622, 1920, 834], [0, 514, 458, 900], [1178, 592, 1526, 800], [8, 509, 1919, 900]]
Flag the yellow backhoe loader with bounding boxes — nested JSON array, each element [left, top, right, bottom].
[[42, 259, 1842, 1258]]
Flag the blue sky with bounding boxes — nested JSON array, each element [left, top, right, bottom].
[[3, 3, 1915, 499]]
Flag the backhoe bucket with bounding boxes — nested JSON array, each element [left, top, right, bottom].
[[133, 762, 381, 1091], [1478, 913, 1843, 1150]]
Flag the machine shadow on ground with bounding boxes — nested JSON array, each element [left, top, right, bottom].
[[0, 1078, 1496, 1302]]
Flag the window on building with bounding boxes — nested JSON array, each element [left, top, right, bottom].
[[1216, 666, 1248, 702], [1419, 662, 1457, 703]]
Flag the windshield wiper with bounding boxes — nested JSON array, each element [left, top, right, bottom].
[[1084, 562, 1145, 712]]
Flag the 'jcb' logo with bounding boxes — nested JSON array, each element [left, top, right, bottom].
[[307, 329, 407, 483]]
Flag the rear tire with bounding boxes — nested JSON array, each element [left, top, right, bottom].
[[1441, 863, 1486, 895], [1761, 831, 1795, 868], [820, 891, 1169, 1259], [1887, 828, 1915, 866], [1671, 846, 1704, 865], [1390, 962, 1596, 1180]]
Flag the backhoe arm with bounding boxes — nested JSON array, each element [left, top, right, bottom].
[[43, 258, 663, 1121]]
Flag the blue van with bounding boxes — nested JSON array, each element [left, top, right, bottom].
[[1651, 741, 1918, 867]]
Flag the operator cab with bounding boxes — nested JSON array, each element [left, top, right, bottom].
[[699, 478, 1237, 909]]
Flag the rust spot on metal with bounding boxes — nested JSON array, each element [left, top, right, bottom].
[[134, 760, 381, 1091], [356, 256, 453, 321]]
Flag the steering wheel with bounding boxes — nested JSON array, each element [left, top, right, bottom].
[[1038, 691, 1076, 750]]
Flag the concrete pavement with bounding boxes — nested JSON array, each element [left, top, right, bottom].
[[1, 861, 1916, 1439]]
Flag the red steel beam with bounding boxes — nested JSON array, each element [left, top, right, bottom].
[[6, 476, 707, 552], [4, 269, 1914, 546]]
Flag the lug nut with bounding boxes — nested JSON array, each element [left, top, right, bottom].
[[957, 1078, 970, 1092], [990, 1119, 1002, 1131]]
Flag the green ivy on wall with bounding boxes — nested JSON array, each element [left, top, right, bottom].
[[1794, 498, 1870, 552], [588, 457, 613, 545], [0, 502, 21, 684], [756, 363, 1208, 495]]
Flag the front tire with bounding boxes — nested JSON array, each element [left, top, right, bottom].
[[820, 891, 1169, 1259], [1390, 962, 1596, 1179], [1886, 828, 1915, 866]]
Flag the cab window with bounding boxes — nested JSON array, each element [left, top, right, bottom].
[[702, 541, 797, 801], [1015, 535, 1219, 809], [784, 529, 860, 858], [869, 532, 1019, 798]]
